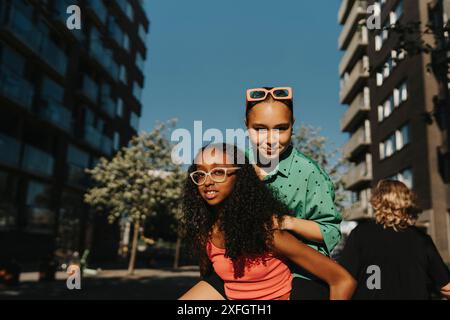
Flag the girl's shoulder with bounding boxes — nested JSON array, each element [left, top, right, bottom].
[[290, 148, 332, 180]]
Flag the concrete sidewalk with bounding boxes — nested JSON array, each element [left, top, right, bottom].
[[0, 266, 200, 300]]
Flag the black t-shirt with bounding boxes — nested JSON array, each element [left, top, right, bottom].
[[339, 219, 450, 300]]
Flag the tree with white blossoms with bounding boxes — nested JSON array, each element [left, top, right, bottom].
[[84, 120, 184, 275]]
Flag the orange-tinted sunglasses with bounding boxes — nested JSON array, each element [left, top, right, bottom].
[[246, 87, 293, 103]]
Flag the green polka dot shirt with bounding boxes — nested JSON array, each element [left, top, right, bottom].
[[246, 145, 342, 280]]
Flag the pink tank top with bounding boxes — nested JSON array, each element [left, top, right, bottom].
[[207, 241, 292, 300]]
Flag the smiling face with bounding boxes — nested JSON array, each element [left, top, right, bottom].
[[246, 100, 294, 160], [194, 148, 238, 207]]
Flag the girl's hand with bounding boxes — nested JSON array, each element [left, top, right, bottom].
[[273, 230, 356, 300]]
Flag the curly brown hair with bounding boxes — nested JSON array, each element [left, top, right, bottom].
[[180, 143, 290, 278], [370, 180, 420, 231]]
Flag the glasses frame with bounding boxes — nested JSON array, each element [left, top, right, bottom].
[[246, 87, 293, 103], [190, 167, 241, 186]]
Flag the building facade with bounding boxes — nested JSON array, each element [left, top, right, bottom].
[[338, 0, 450, 262], [0, 0, 149, 267]]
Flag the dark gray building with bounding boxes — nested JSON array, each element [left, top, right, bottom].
[[338, 0, 450, 263], [0, 0, 149, 266]]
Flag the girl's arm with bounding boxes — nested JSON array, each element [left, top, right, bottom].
[[441, 282, 450, 299], [275, 216, 324, 243], [272, 230, 356, 300]]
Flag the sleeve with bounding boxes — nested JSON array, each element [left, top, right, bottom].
[[303, 168, 342, 254], [424, 235, 450, 289], [338, 226, 361, 279]]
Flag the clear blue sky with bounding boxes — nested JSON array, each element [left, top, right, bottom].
[[140, 0, 346, 153]]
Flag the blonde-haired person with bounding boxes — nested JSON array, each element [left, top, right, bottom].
[[339, 180, 450, 300]]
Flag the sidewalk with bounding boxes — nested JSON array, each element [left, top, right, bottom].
[[0, 266, 200, 300]]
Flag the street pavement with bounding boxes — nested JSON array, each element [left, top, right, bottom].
[[0, 266, 200, 300]]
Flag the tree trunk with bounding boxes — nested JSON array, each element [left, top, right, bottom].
[[127, 221, 140, 275], [173, 236, 181, 269]]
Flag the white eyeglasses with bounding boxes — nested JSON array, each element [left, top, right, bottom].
[[190, 167, 241, 186]]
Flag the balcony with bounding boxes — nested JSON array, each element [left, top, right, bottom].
[[90, 42, 119, 81], [0, 67, 34, 109], [1, 3, 68, 75], [22, 145, 54, 177], [0, 133, 21, 167], [340, 89, 370, 132], [339, 26, 368, 76], [86, 0, 108, 25], [343, 123, 371, 159], [40, 37, 68, 75], [343, 200, 372, 221], [38, 100, 72, 133], [338, 0, 355, 24], [340, 57, 369, 105], [342, 161, 372, 190], [338, 0, 368, 50], [0, 4, 42, 53]]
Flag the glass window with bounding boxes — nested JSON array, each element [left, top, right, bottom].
[[42, 77, 64, 102], [22, 145, 54, 176], [385, 135, 395, 158], [0, 133, 21, 166], [108, 17, 124, 45], [126, 2, 134, 20], [67, 145, 90, 187], [378, 105, 384, 122], [90, 0, 108, 24], [25, 180, 55, 234], [123, 34, 130, 51], [114, 132, 120, 150], [379, 142, 385, 160], [393, 88, 400, 107], [375, 35, 382, 51], [376, 72, 383, 86], [130, 112, 139, 131], [401, 124, 410, 146], [82, 75, 99, 103], [136, 50, 145, 73], [400, 81, 408, 101], [399, 168, 413, 188], [395, 129, 404, 151], [138, 24, 147, 44], [0, 170, 19, 230], [133, 81, 142, 101], [1, 45, 26, 75], [57, 191, 82, 253], [117, 98, 124, 117], [383, 98, 392, 119], [119, 65, 127, 84], [67, 145, 90, 167]]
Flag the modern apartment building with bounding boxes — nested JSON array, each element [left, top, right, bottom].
[[338, 0, 450, 262], [0, 0, 149, 266]]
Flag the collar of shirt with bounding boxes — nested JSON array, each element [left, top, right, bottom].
[[246, 145, 295, 181]]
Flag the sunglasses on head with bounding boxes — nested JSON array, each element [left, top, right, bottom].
[[246, 87, 293, 103]]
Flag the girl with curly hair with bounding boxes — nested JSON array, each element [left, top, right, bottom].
[[339, 180, 450, 299], [201, 86, 343, 299], [179, 143, 356, 300]]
